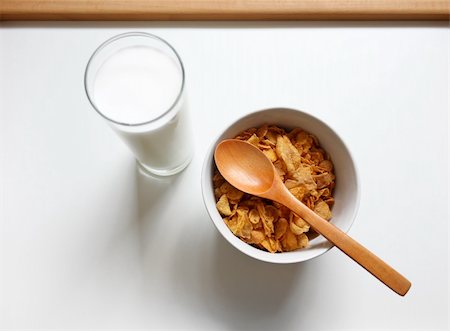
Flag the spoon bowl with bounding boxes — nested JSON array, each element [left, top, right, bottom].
[[214, 139, 275, 195]]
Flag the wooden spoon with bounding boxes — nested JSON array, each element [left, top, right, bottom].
[[214, 139, 411, 296]]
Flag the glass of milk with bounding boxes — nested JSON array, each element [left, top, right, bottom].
[[84, 32, 193, 176]]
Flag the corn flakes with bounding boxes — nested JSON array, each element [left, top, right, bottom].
[[214, 124, 336, 253]]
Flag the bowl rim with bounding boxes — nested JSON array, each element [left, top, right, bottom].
[[201, 107, 361, 264]]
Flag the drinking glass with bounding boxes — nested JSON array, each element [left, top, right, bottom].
[[85, 32, 193, 176]]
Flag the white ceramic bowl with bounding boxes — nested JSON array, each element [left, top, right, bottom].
[[201, 108, 360, 264]]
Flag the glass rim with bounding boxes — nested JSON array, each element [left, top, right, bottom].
[[84, 32, 186, 127]]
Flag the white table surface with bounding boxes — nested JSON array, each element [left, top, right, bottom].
[[0, 21, 448, 330]]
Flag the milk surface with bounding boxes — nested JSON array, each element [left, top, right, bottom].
[[94, 45, 182, 124], [92, 45, 192, 174]]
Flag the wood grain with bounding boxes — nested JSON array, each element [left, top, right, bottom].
[[0, 0, 448, 21]]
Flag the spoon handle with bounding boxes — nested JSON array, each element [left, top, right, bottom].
[[280, 189, 411, 296]]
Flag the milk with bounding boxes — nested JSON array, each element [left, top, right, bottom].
[[92, 45, 192, 175]]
